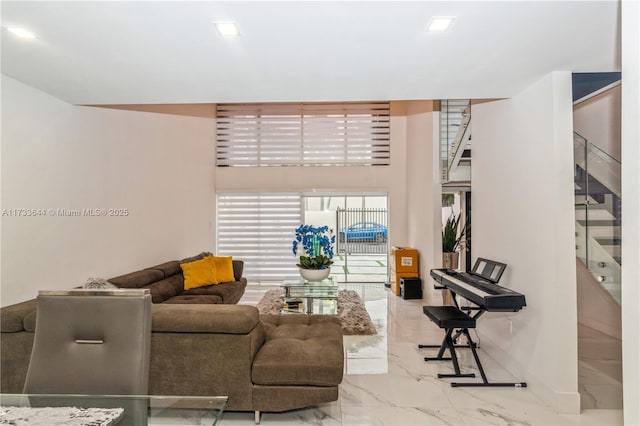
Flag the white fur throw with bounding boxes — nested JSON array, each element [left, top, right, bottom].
[[83, 278, 118, 289]]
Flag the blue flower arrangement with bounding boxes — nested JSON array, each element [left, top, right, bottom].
[[292, 224, 336, 270]]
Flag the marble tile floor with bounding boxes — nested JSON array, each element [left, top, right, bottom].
[[224, 284, 623, 426], [577, 324, 623, 409]]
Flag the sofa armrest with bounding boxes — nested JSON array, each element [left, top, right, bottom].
[[151, 304, 259, 334], [1, 299, 37, 332]]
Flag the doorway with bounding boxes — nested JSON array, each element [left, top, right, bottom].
[[303, 194, 388, 283]]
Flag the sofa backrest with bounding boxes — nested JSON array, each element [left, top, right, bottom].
[[151, 303, 259, 334], [108, 257, 245, 303], [0, 299, 37, 333]]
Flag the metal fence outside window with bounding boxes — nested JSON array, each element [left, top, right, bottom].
[[336, 208, 388, 255]]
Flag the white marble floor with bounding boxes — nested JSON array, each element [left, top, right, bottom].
[[577, 324, 623, 409], [221, 284, 623, 426]]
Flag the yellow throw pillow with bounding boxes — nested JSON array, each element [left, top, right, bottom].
[[181, 257, 217, 290], [209, 256, 235, 283]]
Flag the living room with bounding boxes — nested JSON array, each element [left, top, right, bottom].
[[1, 1, 639, 425]]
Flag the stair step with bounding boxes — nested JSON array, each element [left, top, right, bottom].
[[595, 237, 622, 246], [575, 210, 616, 221], [587, 226, 622, 238], [577, 220, 617, 226], [575, 195, 600, 205], [600, 245, 622, 261]]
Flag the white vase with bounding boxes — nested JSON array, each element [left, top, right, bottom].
[[299, 267, 331, 282]]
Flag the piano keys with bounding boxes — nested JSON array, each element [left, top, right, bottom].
[[430, 268, 526, 312]]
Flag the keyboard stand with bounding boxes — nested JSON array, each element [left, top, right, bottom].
[[420, 305, 527, 388]]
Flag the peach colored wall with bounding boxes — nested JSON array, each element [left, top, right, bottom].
[[573, 84, 621, 161]]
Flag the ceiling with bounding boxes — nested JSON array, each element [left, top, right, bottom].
[[0, 1, 620, 105]]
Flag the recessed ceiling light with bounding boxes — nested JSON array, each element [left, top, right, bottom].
[[6, 27, 36, 39], [427, 17, 455, 32], [214, 22, 239, 37]]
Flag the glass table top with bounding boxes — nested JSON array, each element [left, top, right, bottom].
[[281, 277, 339, 295], [0, 394, 228, 426], [280, 277, 339, 314]]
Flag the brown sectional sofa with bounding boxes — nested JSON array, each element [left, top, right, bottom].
[[108, 252, 247, 304], [0, 255, 345, 422]]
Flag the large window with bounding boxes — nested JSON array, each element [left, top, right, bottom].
[[217, 193, 388, 284], [216, 102, 390, 167]]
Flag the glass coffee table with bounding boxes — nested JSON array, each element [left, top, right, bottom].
[[0, 394, 228, 426], [281, 277, 339, 315]]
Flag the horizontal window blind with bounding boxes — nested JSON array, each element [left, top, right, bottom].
[[216, 102, 390, 167], [217, 193, 303, 283]]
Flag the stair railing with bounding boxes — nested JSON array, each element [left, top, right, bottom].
[[440, 100, 470, 182], [574, 131, 621, 303], [447, 107, 471, 178]]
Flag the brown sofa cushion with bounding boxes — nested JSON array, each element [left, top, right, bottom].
[[163, 295, 223, 304], [232, 261, 244, 282], [109, 269, 164, 288], [143, 274, 184, 303], [181, 281, 244, 303], [151, 304, 259, 334], [147, 261, 182, 278], [252, 315, 343, 387], [23, 311, 37, 332], [180, 252, 213, 264]]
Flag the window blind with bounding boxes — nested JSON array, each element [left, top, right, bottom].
[[216, 102, 390, 167], [216, 193, 303, 283]]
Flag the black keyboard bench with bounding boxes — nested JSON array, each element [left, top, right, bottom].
[[419, 305, 526, 388], [422, 306, 475, 329], [419, 306, 478, 382]]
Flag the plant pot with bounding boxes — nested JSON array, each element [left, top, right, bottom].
[[442, 252, 459, 269], [441, 252, 459, 306], [299, 267, 331, 282]]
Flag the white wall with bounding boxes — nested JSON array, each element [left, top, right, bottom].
[[404, 101, 441, 295], [472, 72, 579, 413], [621, 0, 640, 424], [1, 75, 216, 306]]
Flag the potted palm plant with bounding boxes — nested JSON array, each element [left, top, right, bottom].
[[442, 211, 466, 269], [441, 211, 467, 306]]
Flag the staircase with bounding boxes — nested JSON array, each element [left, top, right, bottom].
[[574, 131, 621, 303], [440, 99, 471, 183], [572, 81, 622, 409]]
